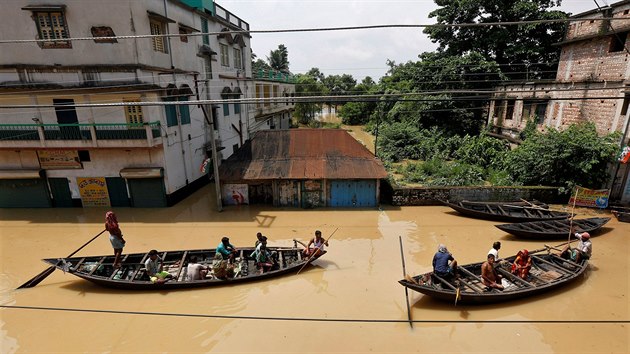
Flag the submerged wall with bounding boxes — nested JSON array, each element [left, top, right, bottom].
[[391, 186, 562, 206]]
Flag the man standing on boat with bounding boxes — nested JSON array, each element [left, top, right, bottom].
[[432, 244, 458, 278]]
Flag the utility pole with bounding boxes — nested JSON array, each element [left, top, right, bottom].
[[201, 105, 223, 212]]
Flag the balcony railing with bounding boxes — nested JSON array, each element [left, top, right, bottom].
[[255, 69, 296, 83], [0, 122, 162, 148]]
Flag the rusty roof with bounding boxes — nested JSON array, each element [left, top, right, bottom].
[[219, 129, 388, 181]]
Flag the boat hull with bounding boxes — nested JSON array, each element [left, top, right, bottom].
[[442, 200, 571, 222], [495, 217, 610, 239], [43, 246, 325, 290], [399, 252, 588, 305]]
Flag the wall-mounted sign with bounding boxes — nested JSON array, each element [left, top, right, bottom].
[[222, 183, 249, 205], [38, 150, 82, 169], [77, 177, 111, 207], [568, 186, 609, 209]]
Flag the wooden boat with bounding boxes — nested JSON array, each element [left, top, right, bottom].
[[399, 250, 588, 305], [42, 244, 324, 290], [441, 200, 571, 222], [495, 217, 611, 239], [612, 210, 630, 223]]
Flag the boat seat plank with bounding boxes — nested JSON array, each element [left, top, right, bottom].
[[73, 257, 86, 270], [495, 268, 534, 287], [456, 268, 490, 292], [175, 251, 188, 281], [548, 253, 582, 268], [87, 257, 107, 276], [432, 274, 458, 290], [278, 251, 285, 269], [127, 252, 151, 282], [107, 254, 132, 280], [531, 255, 571, 275]]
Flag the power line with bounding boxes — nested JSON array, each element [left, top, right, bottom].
[[0, 17, 624, 45], [1, 305, 627, 324]]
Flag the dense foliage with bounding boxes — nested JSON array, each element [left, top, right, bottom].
[[425, 0, 568, 80], [504, 123, 621, 192]]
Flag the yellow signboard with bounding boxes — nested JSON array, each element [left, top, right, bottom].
[[568, 186, 609, 209], [38, 150, 82, 169], [77, 177, 111, 207]]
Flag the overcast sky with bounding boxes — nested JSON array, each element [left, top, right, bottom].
[[219, 0, 602, 81]]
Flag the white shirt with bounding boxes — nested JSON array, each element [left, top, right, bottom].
[[488, 248, 499, 260], [575, 233, 593, 257]]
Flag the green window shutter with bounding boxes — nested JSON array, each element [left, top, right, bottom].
[[234, 103, 240, 114], [201, 18, 209, 45], [223, 103, 229, 116], [165, 98, 178, 127], [179, 96, 191, 124]]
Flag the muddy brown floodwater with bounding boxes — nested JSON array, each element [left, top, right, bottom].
[[1, 184, 628, 353]]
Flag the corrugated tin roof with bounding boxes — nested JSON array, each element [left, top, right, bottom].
[[219, 129, 388, 181]]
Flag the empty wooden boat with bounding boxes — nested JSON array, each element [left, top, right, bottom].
[[399, 250, 588, 305], [42, 244, 324, 290], [442, 200, 571, 222], [495, 217, 611, 239]]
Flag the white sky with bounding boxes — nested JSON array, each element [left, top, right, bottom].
[[219, 0, 602, 80]]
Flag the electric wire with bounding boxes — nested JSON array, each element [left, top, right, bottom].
[[0, 17, 625, 45], [0, 305, 627, 324]]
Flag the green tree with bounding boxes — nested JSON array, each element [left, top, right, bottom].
[[381, 52, 504, 135], [293, 74, 325, 125], [251, 52, 271, 76], [425, 0, 568, 80], [504, 123, 621, 192], [338, 76, 378, 125], [267, 44, 290, 73]]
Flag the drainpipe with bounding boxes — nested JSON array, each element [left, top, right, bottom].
[[163, 0, 189, 185]]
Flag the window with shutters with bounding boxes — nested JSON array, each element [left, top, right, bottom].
[[220, 43, 229, 66], [34, 11, 71, 48], [124, 99, 144, 126], [150, 19, 168, 53], [233, 48, 242, 69]]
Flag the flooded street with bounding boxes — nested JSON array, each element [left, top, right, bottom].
[[1, 184, 628, 353]]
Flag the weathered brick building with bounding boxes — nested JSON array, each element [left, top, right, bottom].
[[488, 0, 630, 203]]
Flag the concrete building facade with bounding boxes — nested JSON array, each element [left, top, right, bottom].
[[0, 0, 255, 207]]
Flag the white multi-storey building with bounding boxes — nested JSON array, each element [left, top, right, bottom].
[[0, 0, 254, 207]]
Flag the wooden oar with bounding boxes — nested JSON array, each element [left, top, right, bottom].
[[529, 239, 578, 255], [519, 198, 548, 210], [296, 228, 338, 275], [398, 236, 413, 328], [17, 229, 107, 289]]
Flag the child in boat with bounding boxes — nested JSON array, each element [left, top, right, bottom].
[[212, 253, 235, 279]]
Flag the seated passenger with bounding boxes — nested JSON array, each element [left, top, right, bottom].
[[212, 253, 235, 280], [145, 249, 174, 283], [511, 249, 532, 279], [559, 228, 592, 263], [255, 242, 275, 273], [432, 244, 458, 278], [186, 256, 209, 280], [216, 236, 237, 263], [481, 254, 504, 290]]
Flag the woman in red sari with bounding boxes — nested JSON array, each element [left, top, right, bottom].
[[511, 249, 532, 279]]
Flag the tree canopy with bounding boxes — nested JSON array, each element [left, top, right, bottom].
[[424, 0, 568, 80]]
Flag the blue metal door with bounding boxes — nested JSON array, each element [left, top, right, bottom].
[[330, 180, 376, 207]]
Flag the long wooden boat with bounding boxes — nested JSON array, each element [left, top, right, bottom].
[[495, 217, 611, 239], [442, 200, 572, 222], [399, 251, 588, 305], [42, 245, 324, 290], [612, 210, 630, 223]]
